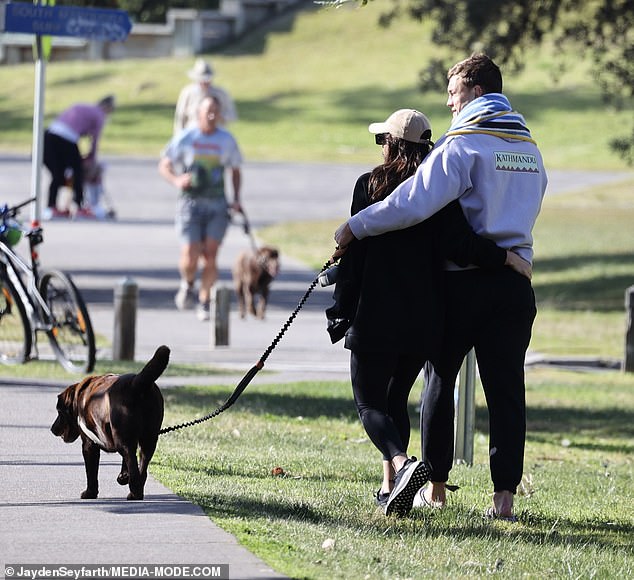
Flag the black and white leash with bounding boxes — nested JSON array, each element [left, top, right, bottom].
[[159, 257, 334, 435]]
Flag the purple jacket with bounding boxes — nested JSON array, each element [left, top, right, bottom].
[[49, 104, 107, 159]]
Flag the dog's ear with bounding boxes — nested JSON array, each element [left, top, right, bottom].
[[59, 383, 78, 412], [260, 246, 279, 259], [53, 384, 81, 443]]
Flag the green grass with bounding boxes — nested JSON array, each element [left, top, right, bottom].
[[152, 369, 634, 578], [0, 2, 632, 168]]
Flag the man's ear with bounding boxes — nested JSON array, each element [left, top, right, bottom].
[[474, 85, 484, 98]]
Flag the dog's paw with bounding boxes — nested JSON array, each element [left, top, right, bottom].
[[117, 472, 129, 486], [81, 488, 98, 499]]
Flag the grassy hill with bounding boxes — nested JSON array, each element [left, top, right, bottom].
[[0, 1, 631, 169]]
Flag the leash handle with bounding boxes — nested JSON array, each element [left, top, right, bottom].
[[236, 208, 258, 252], [239, 208, 251, 235]]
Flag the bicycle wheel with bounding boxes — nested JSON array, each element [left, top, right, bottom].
[[0, 273, 32, 364], [39, 269, 96, 373]]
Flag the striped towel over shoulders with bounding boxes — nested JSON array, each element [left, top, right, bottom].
[[446, 93, 536, 144]]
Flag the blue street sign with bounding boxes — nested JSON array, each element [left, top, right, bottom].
[[3, 2, 132, 42]]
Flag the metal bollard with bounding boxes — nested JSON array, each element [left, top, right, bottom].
[[213, 286, 231, 347], [113, 277, 138, 360], [454, 348, 476, 465], [625, 285, 634, 372]]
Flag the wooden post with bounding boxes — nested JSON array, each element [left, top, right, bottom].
[[113, 277, 137, 360], [454, 348, 476, 465], [624, 285, 634, 372], [213, 286, 231, 347]]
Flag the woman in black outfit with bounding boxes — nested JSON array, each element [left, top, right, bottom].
[[328, 109, 526, 517]]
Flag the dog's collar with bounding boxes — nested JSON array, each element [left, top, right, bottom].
[[78, 416, 106, 447]]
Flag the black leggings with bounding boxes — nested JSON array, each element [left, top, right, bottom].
[[43, 131, 84, 208], [350, 350, 426, 461]]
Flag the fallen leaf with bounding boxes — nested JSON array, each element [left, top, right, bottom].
[[322, 538, 336, 550]]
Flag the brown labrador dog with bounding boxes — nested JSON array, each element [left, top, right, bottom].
[[233, 246, 280, 319], [51, 345, 169, 500]]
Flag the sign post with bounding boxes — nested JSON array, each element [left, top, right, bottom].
[[1, 1, 132, 221], [31, 34, 46, 223]]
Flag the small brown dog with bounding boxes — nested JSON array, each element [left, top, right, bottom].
[[51, 345, 169, 500], [233, 246, 280, 319]]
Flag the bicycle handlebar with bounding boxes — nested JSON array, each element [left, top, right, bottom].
[[0, 198, 37, 220]]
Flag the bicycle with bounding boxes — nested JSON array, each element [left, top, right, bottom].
[[0, 198, 96, 373]]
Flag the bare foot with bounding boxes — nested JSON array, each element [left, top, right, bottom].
[[424, 481, 447, 507], [488, 490, 517, 521]]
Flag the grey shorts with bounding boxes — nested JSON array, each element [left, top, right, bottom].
[[176, 196, 230, 244]]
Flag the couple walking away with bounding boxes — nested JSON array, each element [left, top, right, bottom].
[[331, 53, 547, 521]]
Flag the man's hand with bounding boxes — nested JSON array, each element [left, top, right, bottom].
[[505, 251, 532, 280]]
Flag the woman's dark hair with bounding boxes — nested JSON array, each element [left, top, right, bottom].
[[368, 135, 432, 202], [97, 95, 116, 110]]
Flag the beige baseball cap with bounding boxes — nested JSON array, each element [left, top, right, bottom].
[[188, 58, 214, 82], [368, 109, 432, 143]]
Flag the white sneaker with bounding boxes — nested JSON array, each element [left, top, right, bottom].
[[174, 284, 195, 310], [412, 486, 445, 509], [196, 301, 211, 321], [412, 487, 431, 508]]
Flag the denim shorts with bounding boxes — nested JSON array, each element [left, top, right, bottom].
[[176, 196, 230, 244]]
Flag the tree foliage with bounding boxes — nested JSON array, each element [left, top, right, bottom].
[[360, 0, 634, 164]]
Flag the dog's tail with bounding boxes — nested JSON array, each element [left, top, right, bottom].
[[132, 345, 170, 388]]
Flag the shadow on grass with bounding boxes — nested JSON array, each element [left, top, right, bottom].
[[162, 388, 359, 422], [218, 2, 315, 57], [533, 251, 634, 311], [535, 253, 634, 275], [164, 385, 634, 431], [166, 481, 634, 556], [474, 404, 634, 453], [163, 388, 634, 453]]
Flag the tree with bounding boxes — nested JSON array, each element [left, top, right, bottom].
[[357, 0, 634, 164]]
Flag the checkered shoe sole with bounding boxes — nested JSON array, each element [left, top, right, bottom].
[[385, 460, 432, 517]]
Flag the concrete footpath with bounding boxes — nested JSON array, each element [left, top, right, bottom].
[[0, 155, 631, 579]]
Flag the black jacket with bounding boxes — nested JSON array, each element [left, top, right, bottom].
[[327, 172, 506, 355]]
